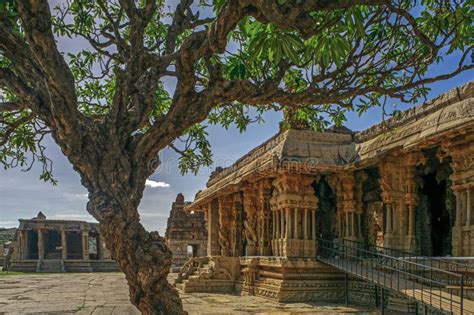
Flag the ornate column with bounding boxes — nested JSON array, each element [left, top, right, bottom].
[[340, 172, 357, 241], [37, 229, 44, 260], [379, 156, 403, 248], [243, 187, 258, 256], [61, 229, 67, 260], [257, 179, 273, 256], [444, 136, 473, 256], [207, 199, 221, 256], [403, 153, 420, 252], [272, 174, 318, 258], [231, 192, 244, 257], [218, 196, 232, 256]]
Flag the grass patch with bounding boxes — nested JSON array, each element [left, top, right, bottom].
[[0, 271, 35, 276]]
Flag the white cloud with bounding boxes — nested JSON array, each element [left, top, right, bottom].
[[145, 179, 170, 188]]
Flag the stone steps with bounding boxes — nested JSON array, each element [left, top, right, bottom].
[[38, 259, 63, 273]]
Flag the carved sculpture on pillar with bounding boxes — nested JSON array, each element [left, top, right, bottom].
[[243, 220, 257, 256], [218, 196, 232, 256], [379, 161, 393, 247], [243, 187, 258, 256], [403, 152, 421, 252], [340, 172, 357, 241]]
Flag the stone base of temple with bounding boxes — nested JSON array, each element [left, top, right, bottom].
[[237, 257, 346, 302], [9, 259, 118, 272], [175, 256, 419, 313]]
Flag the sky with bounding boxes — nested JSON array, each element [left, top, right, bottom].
[[0, 4, 472, 235]]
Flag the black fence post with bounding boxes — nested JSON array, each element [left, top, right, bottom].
[[380, 287, 385, 315], [345, 272, 349, 307]]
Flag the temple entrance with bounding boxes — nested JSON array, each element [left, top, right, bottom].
[[187, 244, 199, 258], [415, 148, 455, 257], [27, 230, 38, 259], [421, 173, 451, 256], [45, 230, 61, 259], [67, 231, 82, 259], [313, 176, 337, 240]]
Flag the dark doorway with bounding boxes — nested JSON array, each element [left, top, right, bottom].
[[422, 173, 450, 256], [187, 244, 199, 258], [27, 230, 38, 259], [313, 176, 337, 240], [67, 231, 82, 259], [45, 230, 61, 259]]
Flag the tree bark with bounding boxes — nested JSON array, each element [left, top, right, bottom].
[[88, 192, 186, 315]]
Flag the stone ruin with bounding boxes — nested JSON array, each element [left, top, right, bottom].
[[6, 212, 117, 272], [165, 193, 207, 269]]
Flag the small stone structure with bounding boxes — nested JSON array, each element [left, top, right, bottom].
[[8, 212, 117, 272], [176, 82, 474, 308], [165, 193, 207, 268]]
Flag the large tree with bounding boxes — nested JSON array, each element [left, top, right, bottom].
[[0, 0, 472, 313]]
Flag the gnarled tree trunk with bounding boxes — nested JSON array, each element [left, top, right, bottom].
[[88, 192, 186, 315]]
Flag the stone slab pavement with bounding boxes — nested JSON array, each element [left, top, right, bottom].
[[0, 273, 376, 314]]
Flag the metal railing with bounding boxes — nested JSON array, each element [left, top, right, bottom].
[[317, 238, 468, 315], [343, 239, 474, 287]]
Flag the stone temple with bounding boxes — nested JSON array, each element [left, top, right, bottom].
[[8, 212, 117, 272], [175, 82, 474, 314], [165, 193, 207, 269]]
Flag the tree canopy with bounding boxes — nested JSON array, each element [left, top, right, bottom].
[[1, 0, 472, 181]]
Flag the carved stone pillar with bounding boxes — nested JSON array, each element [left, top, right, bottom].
[[403, 153, 419, 252], [445, 136, 473, 256], [218, 196, 232, 256], [37, 229, 44, 260], [207, 199, 221, 256], [61, 229, 67, 260], [379, 156, 404, 248], [243, 187, 258, 256], [231, 193, 244, 257], [341, 173, 357, 241], [257, 179, 272, 256]]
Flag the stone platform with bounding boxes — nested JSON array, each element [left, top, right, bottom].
[[0, 272, 378, 314]]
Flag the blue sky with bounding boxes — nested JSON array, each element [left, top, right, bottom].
[[0, 3, 472, 235]]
